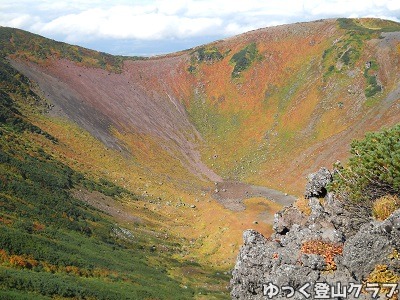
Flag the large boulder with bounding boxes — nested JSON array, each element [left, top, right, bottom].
[[273, 205, 306, 235], [304, 167, 333, 198], [231, 207, 400, 299], [342, 209, 400, 280]]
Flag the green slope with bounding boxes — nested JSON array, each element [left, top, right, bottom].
[[0, 55, 198, 299]]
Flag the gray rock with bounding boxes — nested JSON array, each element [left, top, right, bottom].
[[243, 230, 267, 246], [320, 227, 344, 243], [380, 209, 400, 248], [300, 254, 326, 270], [305, 167, 332, 198], [308, 197, 325, 221], [273, 205, 307, 235], [231, 168, 400, 299], [342, 209, 400, 280]]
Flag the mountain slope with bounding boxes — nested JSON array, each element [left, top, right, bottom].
[[0, 18, 400, 299], [0, 56, 203, 299], [183, 18, 400, 193], [0, 32, 231, 299], [5, 18, 400, 194]]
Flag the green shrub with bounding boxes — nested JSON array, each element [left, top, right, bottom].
[[337, 18, 374, 33], [230, 43, 261, 78], [194, 46, 223, 63], [329, 124, 400, 202], [363, 61, 382, 98], [337, 18, 400, 33], [187, 65, 196, 73]]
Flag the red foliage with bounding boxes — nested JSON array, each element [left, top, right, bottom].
[[301, 240, 343, 271]]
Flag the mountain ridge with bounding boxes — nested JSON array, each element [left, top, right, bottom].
[[1, 17, 400, 299], [5, 18, 400, 194]]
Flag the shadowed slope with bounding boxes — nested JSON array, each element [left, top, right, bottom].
[[10, 57, 222, 183]]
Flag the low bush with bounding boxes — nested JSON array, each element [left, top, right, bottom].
[[230, 43, 261, 78], [329, 124, 400, 203], [366, 264, 400, 296], [193, 46, 223, 63], [372, 195, 400, 220]]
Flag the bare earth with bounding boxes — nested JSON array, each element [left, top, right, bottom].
[[72, 189, 142, 224], [9, 58, 222, 183], [212, 181, 296, 211]]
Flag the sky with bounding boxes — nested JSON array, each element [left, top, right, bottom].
[[1, 0, 400, 56]]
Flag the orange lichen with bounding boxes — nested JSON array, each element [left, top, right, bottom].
[[301, 240, 343, 271]]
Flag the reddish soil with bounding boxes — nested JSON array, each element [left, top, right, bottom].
[[10, 58, 222, 182], [9, 19, 400, 197]]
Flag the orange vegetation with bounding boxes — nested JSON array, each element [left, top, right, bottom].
[[301, 240, 343, 271]]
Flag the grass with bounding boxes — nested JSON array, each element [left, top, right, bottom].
[[0, 53, 232, 299], [366, 264, 400, 296], [372, 195, 400, 220], [186, 94, 248, 177], [188, 97, 242, 140]]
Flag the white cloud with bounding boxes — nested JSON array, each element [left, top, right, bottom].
[[303, 0, 400, 18], [28, 5, 223, 42], [0, 0, 399, 54]]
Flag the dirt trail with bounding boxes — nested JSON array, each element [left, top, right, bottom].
[[212, 181, 296, 211]]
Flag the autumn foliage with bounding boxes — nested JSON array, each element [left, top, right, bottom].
[[301, 240, 343, 271]]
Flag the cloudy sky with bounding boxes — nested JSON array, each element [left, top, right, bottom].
[[1, 0, 400, 56]]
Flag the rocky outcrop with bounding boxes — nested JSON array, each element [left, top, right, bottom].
[[231, 170, 400, 300], [304, 167, 333, 199]]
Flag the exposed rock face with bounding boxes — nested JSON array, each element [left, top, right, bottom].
[[304, 167, 333, 198], [231, 172, 400, 300], [273, 206, 306, 235], [342, 210, 400, 281]]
